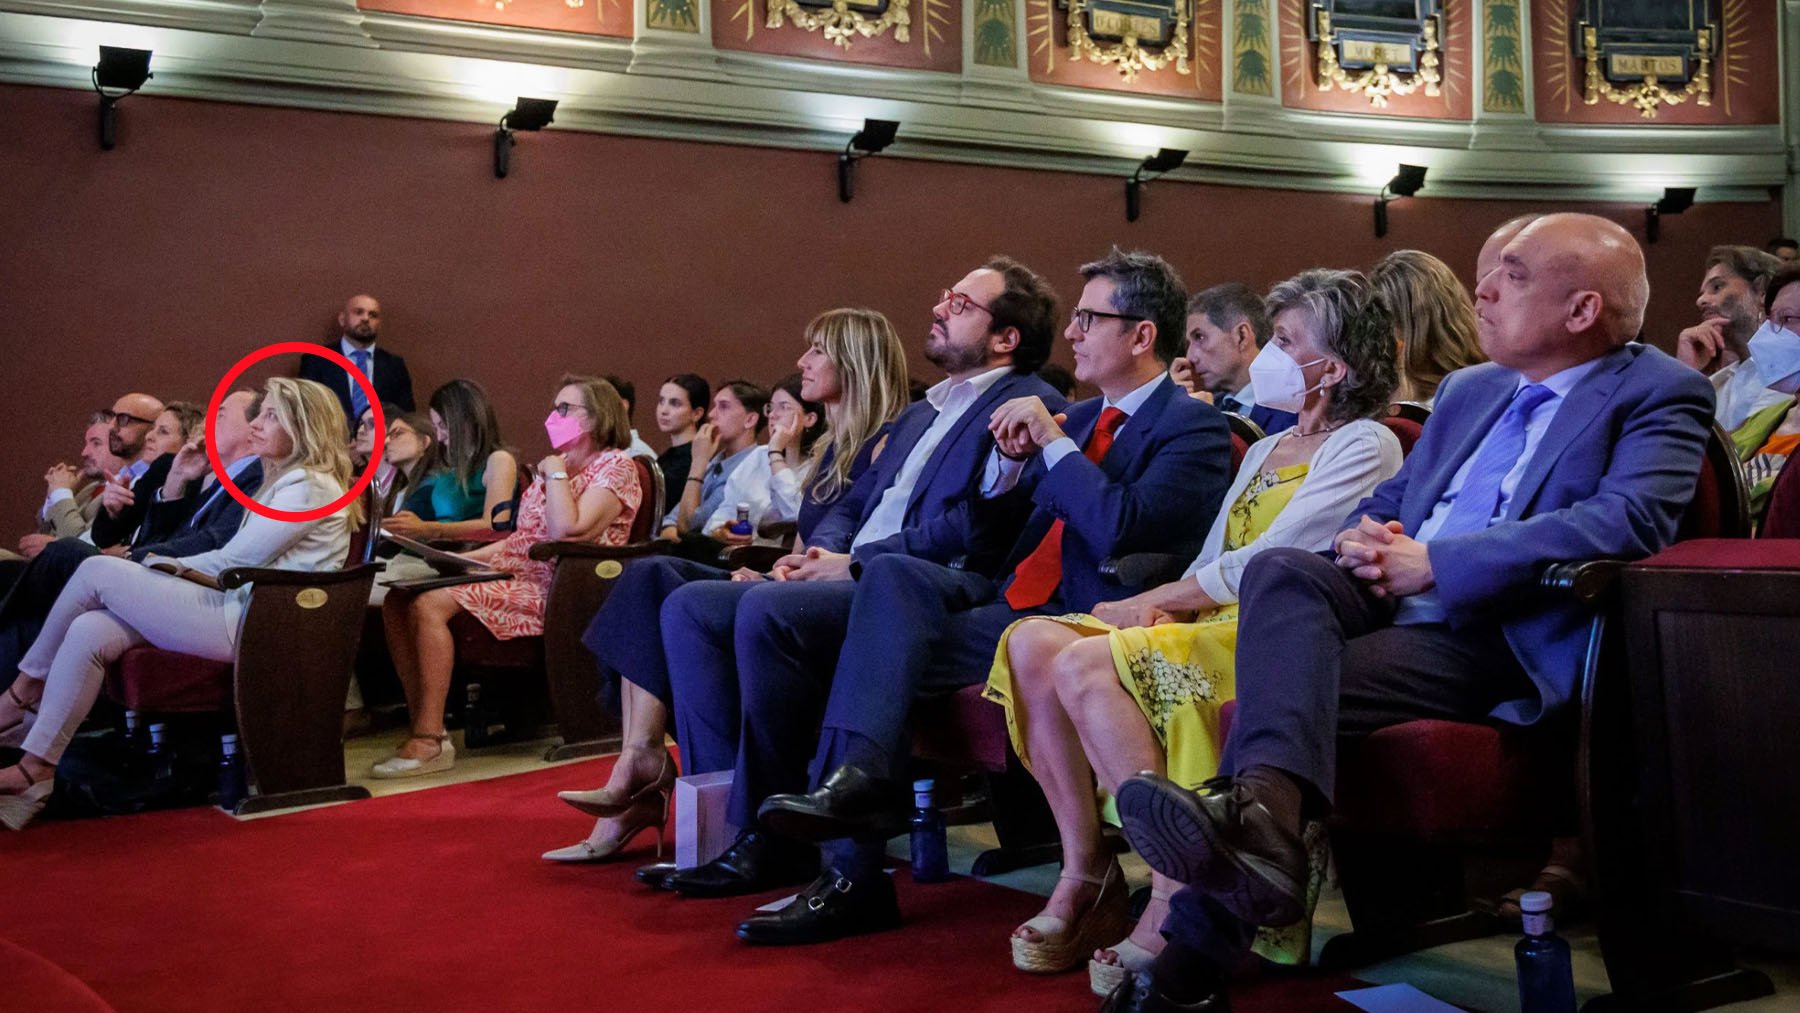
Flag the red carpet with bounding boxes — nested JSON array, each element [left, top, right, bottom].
[[0, 759, 1366, 1012]]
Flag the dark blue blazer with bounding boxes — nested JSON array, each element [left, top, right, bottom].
[[133, 461, 267, 560], [1248, 403, 1298, 436], [299, 342, 416, 421], [809, 370, 1065, 577], [998, 375, 1234, 612], [88, 454, 175, 550], [1349, 344, 1714, 725]]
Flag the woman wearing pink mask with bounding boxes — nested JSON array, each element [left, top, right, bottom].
[[374, 375, 642, 778]]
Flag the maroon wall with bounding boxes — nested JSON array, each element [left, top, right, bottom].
[[0, 81, 1779, 526]]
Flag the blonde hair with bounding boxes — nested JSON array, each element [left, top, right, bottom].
[[1370, 250, 1486, 402], [804, 308, 911, 503], [261, 377, 363, 526], [557, 374, 633, 452]]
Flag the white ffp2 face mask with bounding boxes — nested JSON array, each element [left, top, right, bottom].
[[1248, 343, 1327, 414], [1748, 319, 1800, 395]]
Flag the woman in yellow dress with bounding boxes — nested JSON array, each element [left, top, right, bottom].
[[990, 270, 1405, 992]]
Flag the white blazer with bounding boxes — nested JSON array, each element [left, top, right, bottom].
[[145, 467, 352, 636], [1182, 419, 1404, 605]]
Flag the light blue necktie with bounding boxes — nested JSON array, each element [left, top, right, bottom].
[[1434, 383, 1556, 538], [349, 349, 372, 419]]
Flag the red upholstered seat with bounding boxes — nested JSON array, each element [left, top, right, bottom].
[[1380, 416, 1423, 456], [1761, 456, 1800, 538], [911, 684, 1009, 772], [107, 646, 233, 714], [1635, 537, 1800, 570], [450, 611, 544, 668], [1228, 433, 1248, 477]]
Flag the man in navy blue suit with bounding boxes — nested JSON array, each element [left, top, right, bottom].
[[749, 249, 1234, 946], [1107, 214, 1715, 1012], [1172, 282, 1298, 435], [644, 257, 1067, 898], [297, 294, 415, 423]]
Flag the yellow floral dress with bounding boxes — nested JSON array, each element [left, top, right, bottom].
[[984, 461, 1326, 964]]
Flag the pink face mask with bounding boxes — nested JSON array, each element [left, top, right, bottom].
[[545, 411, 585, 450]]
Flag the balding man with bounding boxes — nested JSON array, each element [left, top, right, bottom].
[[1475, 213, 1541, 284], [1101, 214, 1715, 1012], [299, 293, 415, 423]]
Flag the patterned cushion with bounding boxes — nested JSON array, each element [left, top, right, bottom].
[[106, 646, 233, 714]]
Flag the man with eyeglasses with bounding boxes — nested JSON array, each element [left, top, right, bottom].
[[299, 294, 416, 424], [747, 248, 1232, 947], [623, 257, 1065, 901]]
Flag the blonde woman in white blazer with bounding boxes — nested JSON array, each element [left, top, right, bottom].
[[985, 269, 1405, 988], [0, 377, 357, 829]]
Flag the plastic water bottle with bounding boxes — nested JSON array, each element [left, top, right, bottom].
[[909, 778, 950, 883], [146, 722, 174, 784], [123, 709, 145, 769], [217, 733, 248, 812], [464, 682, 490, 748], [728, 502, 753, 538], [1515, 890, 1577, 1013]]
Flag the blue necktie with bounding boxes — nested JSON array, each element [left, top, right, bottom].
[[1435, 383, 1557, 538], [349, 349, 372, 419]]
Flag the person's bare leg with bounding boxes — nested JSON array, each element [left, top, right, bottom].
[[1055, 635, 1165, 794], [381, 592, 422, 718], [1006, 620, 1115, 941], [393, 589, 461, 761]]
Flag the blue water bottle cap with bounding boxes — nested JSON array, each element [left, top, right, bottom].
[[1519, 891, 1553, 914]]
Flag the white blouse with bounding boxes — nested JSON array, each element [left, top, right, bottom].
[[700, 447, 808, 535], [1182, 419, 1404, 605]]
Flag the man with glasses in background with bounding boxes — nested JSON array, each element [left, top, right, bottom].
[[747, 248, 1232, 946]]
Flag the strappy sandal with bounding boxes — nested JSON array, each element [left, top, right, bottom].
[[1011, 862, 1130, 974], [1089, 887, 1175, 996], [0, 683, 39, 750], [0, 763, 53, 831]]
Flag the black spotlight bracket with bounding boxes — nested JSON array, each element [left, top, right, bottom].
[[1645, 187, 1696, 244], [493, 98, 558, 179], [92, 46, 153, 151], [1373, 164, 1428, 238], [838, 118, 899, 203], [1125, 148, 1189, 223]]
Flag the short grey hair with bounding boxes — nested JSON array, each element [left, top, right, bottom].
[[1265, 268, 1399, 424]]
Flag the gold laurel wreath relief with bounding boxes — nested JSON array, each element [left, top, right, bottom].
[[1065, 0, 1190, 83], [1313, 8, 1439, 108], [1581, 25, 1711, 119], [768, 0, 911, 47]]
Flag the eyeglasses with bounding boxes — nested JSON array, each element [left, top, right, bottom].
[[552, 402, 591, 418], [109, 412, 154, 428], [940, 289, 996, 317], [1775, 313, 1800, 333], [1070, 307, 1145, 334]]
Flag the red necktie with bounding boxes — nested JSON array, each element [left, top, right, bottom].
[[1005, 407, 1128, 609]]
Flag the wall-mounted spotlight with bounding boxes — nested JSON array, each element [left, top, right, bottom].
[[1645, 187, 1695, 244], [493, 97, 558, 179], [93, 46, 152, 151], [1373, 164, 1428, 238], [838, 118, 899, 203], [1125, 148, 1188, 223]]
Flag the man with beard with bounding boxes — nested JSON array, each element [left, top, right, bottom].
[[632, 257, 1066, 900], [18, 393, 165, 561], [299, 293, 416, 423], [1676, 245, 1787, 436], [24, 414, 124, 550]]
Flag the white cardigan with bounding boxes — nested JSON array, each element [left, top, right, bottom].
[[145, 468, 352, 635], [1182, 419, 1404, 605]]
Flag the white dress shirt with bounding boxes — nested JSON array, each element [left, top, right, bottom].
[[1395, 357, 1603, 625], [627, 429, 657, 461], [1183, 419, 1403, 605], [701, 443, 779, 534], [852, 366, 1012, 550], [1711, 358, 1792, 432]]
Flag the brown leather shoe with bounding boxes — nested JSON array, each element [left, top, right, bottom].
[[1115, 773, 1306, 928]]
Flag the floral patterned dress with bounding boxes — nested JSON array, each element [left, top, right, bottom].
[[984, 462, 1326, 964], [446, 450, 640, 640]]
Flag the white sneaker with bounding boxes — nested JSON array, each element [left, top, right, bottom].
[[370, 735, 455, 779]]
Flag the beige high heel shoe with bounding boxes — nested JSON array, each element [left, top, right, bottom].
[[541, 784, 670, 862], [1089, 886, 1175, 996], [0, 684, 39, 751], [1010, 861, 1129, 974], [0, 763, 53, 832], [556, 748, 675, 818]]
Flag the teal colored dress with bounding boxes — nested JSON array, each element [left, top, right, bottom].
[[403, 470, 487, 523]]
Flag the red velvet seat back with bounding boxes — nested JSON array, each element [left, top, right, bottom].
[[1678, 423, 1750, 540], [1763, 456, 1800, 538], [1228, 433, 1247, 479], [1379, 417, 1423, 457], [628, 456, 660, 543]]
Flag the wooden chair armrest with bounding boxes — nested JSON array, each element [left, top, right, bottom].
[[220, 563, 388, 590], [757, 520, 798, 543], [1098, 553, 1191, 588], [1539, 559, 1625, 606], [723, 545, 790, 573], [528, 539, 673, 562]]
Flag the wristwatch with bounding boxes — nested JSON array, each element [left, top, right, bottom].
[[549, 470, 569, 481]]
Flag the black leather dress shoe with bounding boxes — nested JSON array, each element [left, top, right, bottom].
[[755, 764, 908, 843], [663, 830, 819, 899], [735, 870, 902, 945], [633, 862, 678, 889], [1115, 773, 1306, 927], [1097, 970, 1229, 1012]]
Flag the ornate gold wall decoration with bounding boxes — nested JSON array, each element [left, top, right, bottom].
[[767, 0, 911, 48], [1232, 0, 1271, 94], [974, 0, 1018, 66], [1581, 24, 1709, 118], [1063, 0, 1190, 82], [1313, 7, 1439, 108]]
